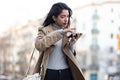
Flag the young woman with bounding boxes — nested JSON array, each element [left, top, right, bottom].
[[33, 2, 85, 80]]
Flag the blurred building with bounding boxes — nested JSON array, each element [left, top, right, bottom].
[[0, 19, 41, 79], [73, 1, 120, 80]]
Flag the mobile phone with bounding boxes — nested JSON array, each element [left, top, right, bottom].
[[74, 33, 83, 37], [67, 33, 82, 38]]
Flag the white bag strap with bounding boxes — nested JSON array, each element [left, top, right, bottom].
[[25, 48, 36, 76], [25, 48, 44, 77]]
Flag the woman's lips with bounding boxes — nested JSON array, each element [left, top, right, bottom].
[[63, 23, 67, 25]]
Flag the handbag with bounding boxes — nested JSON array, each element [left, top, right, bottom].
[[22, 48, 43, 80]]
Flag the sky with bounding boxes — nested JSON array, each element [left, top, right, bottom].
[[0, 0, 78, 34], [0, 0, 107, 34], [0, 0, 116, 34]]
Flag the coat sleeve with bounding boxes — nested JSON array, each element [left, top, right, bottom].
[[35, 27, 63, 51]]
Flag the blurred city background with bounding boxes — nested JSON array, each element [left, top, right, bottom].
[[0, 0, 120, 80]]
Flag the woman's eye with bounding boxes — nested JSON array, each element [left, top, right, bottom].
[[61, 16, 65, 18]]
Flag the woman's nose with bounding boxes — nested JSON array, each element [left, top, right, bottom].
[[65, 18, 68, 22]]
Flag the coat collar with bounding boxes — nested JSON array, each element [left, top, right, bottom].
[[45, 24, 53, 33]]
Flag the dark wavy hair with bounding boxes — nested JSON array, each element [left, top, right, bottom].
[[42, 2, 72, 27]]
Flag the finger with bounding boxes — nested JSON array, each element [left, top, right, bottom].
[[74, 38, 77, 42], [70, 28, 76, 30], [72, 36, 76, 41]]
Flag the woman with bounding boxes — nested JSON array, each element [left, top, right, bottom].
[[33, 2, 85, 80]]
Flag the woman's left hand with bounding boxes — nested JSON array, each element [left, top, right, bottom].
[[69, 33, 82, 46]]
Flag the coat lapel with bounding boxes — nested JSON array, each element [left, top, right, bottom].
[[62, 37, 85, 80], [62, 37, 77, 65]]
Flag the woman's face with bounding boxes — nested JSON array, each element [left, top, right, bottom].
[[53, 9, 69, 28]]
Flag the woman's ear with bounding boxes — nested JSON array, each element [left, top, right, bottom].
[[52, 16, 56, 21]]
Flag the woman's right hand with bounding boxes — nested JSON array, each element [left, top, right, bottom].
[[63, 27, 76, 34]]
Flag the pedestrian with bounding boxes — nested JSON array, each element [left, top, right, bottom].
[[33, 2, 85, 80]]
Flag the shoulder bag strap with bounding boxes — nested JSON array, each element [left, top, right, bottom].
[[25, 48, 36, 77]]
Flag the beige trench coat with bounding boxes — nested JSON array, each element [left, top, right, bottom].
[[33, 25, 85, 80]]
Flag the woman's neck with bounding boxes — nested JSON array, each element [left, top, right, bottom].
[[52, 23, 63, 30]]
